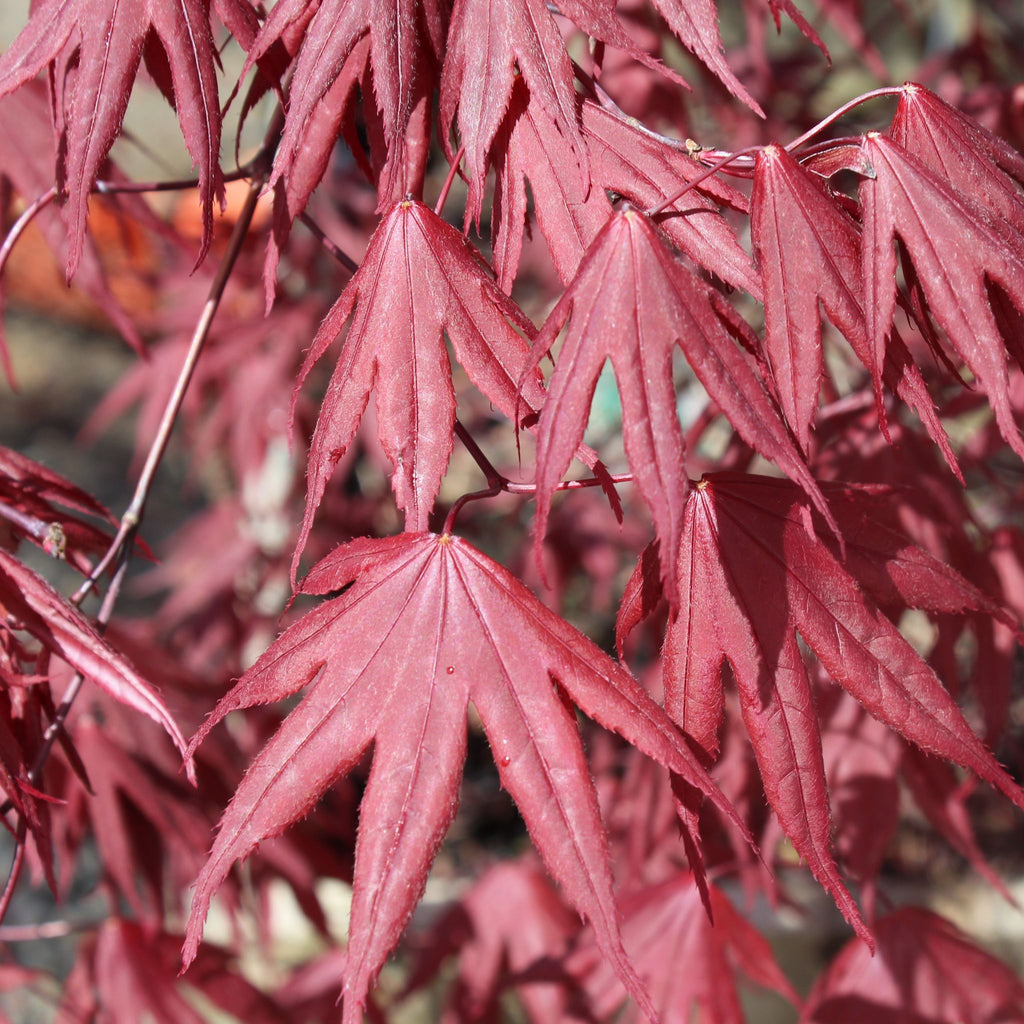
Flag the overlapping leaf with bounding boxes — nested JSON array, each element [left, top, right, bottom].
[[0, 550, 192, 773], [859, 130, 1024, 458], [751, 143, 953, 464], [0, 0, 225, 275], [526, 209, 829, 605], [253, 0, 444, 207], [294, 198, 549, 564], [183, 532, 747, 1023], [582, 100, 760, 297], [664, 473, 1024, 939]]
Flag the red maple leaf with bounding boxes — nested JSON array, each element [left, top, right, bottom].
[[59, 919, 285, 1024], [663, 473, 1024, 940], [569, 870, 800, 1023], [251, 0, 444, 207], [526, 209, 829, 605], [400, 858, 581, 1022], [0, 0, 227, 275], [750, 143, 953, 463], [183, 532, 747, 1022], [859, 130, 1024, 458], [293, 198, 550, 563], [0, 551, 192, 774]]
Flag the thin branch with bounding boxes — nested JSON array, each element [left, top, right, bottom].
[[71, 166, 272, 607], [0, 187, 57, 283], [298, 211, 360, 274]]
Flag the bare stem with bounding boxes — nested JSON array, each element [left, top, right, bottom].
[[645, 147, 763, 218], [298, 211, 360, 273], [0, 187, 57, 283], [785, 85, 905, 152], [444, 423, 633, 533], [434, 145, 467, 218], [71, 168, 270, 607]]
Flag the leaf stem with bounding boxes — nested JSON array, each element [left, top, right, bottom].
[[434, 145, 467, 218], [644, 147, 763, 217], [444, 422, 632, 532], [785, 85, 905, 152], [298, 211, 359, 274]]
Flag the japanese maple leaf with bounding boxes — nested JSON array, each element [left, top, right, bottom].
[[526, 208, 829, 606], [664, 473, 1024, 942], [251, 0, 444, 208], [486, 79, 613, 294], [0, 0, 226, 276], [859, 131, 1024, 459], [183, 532, 747, 1022], [581, 100, 761, 298], [801, 907, 1024, 1024], [294, 198, 550, 565], [0, 550, 192, 774], [751, 143, 953, 464], [888, 83, 1024, 236], [569, 871, 800, 1023]]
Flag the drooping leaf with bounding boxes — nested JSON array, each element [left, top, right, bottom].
[[256, 0, 444, 208], [0, 550, 192, 776], [184, 532, 747, 1023], [0, 0, 225, 275], [664, 473, 1024, 940], [526, 209, 829, 605], [294, 198, 548, 564], [487, 79, 613, 293], [859, 131, 1024, 458], [751, 143, 955, 467]]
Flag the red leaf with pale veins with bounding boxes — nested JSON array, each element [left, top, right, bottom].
[[259, 0, 444, 208], [664, 473, 1024, 940], [860, 131, 1024, 458], [527, 209, 829, 605], [801, 907, 1024, 1024], [488, 80, 613, 293], [184, 532, 747, 1023], [671, 479, 868, 942], [582, 100, 761, 297], [294, 199, 546, 565], [0, 0, 224, 276], [889, 83, 1024, 234], [0, 551, 192, 775], [751, 144, 955, 466]]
